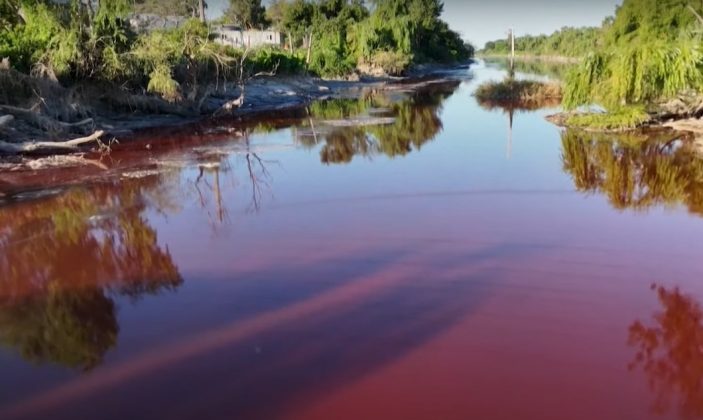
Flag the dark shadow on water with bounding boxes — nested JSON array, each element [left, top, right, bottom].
[[4, 242, 548, 420]]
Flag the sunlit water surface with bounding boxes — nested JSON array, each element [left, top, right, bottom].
[[1, 61, 703, 420]]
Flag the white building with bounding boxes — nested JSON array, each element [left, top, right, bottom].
[[213, 25, 282, 49]]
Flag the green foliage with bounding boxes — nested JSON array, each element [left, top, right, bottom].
[[366, 51, 412, 76], [562, 0, 703, 113], [482, 26, 602, 58], [0, 0, 21, 27], [224, 0, 269, 29], [564, 37, 703, 110], [132, 0, 203, 17], [357, 0, 470, 66], [565, 106, 650, 130], [248, 46, 306, 74], [604, 0, 702, 45], [0, 3, 64, 73], [130, 19, 237, 99], [475, 79, 562, 101], [273, 0, 471, 77], [147, 64, 181, 101], [0, 0, 470, 98]]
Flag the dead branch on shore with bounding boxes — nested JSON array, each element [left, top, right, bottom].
[[0, 115, 13, 129], [0, 130, 105, 155]]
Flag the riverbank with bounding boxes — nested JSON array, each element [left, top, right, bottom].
[[546, 92, 703, 135], [0, 68, 469, 193], [477, 54, 581, 64], [0, 62, 472, 161]]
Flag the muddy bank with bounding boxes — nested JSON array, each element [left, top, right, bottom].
[[0, 63, 471, 158], [0, 76, 466, 197]]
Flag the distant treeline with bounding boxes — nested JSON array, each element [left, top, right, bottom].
[[481, 26, 602, 58]]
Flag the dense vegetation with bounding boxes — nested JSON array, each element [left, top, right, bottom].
[[0, 0, 472, 92], [481, 26, 602, 58], [563, 0, 703, 117], [482, 0, 703, 128], [264, 0, 473, 76], [474, 79, 562, 110]]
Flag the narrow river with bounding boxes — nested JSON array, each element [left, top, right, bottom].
[[1, 61, 703, 420]]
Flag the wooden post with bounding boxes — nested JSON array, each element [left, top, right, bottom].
[[198, 0, 206, 23], [306, 33, 313, 65], [509, 28, 515, 73]]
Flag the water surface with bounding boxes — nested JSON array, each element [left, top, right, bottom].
[[1, 62, 703, 420]]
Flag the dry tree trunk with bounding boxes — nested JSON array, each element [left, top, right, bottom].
[[0, 130, 105, 155], [0, 115, 13, 129]]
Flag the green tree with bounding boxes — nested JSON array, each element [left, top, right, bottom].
[[280, 0, 315, 48], [562, 0, 703, 110], [224, 0, 269, 29], [132, 0, 204, 18], [266, 0, 288, 31]]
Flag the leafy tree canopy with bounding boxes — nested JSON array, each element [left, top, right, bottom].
[[223, 0, 269, 29]]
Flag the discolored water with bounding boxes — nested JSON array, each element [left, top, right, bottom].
[[1, 61, 703, 420]]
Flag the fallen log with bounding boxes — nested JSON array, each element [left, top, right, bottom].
[[0, 115, 13, 128], [0, 130, 105, 155]]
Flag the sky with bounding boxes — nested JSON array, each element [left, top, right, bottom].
[[207, 0, 622, 48]]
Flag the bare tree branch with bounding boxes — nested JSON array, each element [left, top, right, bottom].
[[0, 130, 105, 155]]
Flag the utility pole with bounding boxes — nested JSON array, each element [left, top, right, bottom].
[[199, 0, 206, 23], [509, 28, 515, 75]]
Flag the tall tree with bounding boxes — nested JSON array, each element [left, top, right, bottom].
[[224, 0, 268, 29], [132, 0, 205, 18], [266, 0, 288, 31]]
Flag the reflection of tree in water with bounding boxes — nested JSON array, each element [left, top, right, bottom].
[[475, 95, 562, 113], [561, 129, 703, 216], [298, 83, 458, 164], [484, 58, 574, 81], [0, 177, 182, 370], [629, 285, 703, 419]]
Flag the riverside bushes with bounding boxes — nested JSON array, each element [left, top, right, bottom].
[[1, 0, 472, 94], [561, 0, 703, 120]]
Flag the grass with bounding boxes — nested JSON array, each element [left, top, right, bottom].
[[565, 106, 650, 131], [474, 78, 563, 110], [475, 79, 562, 102]]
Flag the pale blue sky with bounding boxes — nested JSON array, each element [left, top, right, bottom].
[[207, 0, 622, 48]]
